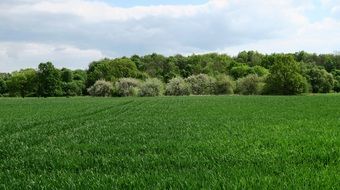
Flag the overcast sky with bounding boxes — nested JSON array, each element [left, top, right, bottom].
[[0, 0, 340, 72]]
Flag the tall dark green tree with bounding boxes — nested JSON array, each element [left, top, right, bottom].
[[332, 70, 340, 92], [0, 73, 10, 96], [0, 78, 7, 95], [236, 51, 263, 66], [37, 62, 62, 97], [294, 51, 317, 64], [140, 53, 175, 81], [265, 55, 308, 95], [61, 68, 73, 83], [173, 54, 191, 78], [317, 54, 336, 72], [73, 70, 87, 82], [86, 59, 111, 87]]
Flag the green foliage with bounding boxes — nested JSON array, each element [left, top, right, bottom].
[[332, 70, 340, 92], [73, 70, 87, 82], [172, 54, 192, 78], [230, 65, 252, 79], [6, 69, 38, 97], [236, 51, 249, 63], [307, 67, 334, 93], [139, 78, 164, 97], [214, 74, 235, 95], [4, 51, 340, 97], [252, 65, 269, 77], [86, 59, 109, 86], [334, 80, 340, 92], [61, 68, 73, 83], [231, 65, 268, 79], [115, 78, 141, 97], [0, 78, 8, 95], [37, 62, 62, 97], [185, 74, 216, 95], [87, 80, 113, 97], [236, 51, 263, 66], [136, 53, 180, 82], [86, 58, 138, 87], [162, 57, 180, 82], [62, 81, 84, 96], [294, 51, 317, 64], [265, 55, 308, 95], [201, 53, 231, 75], [110, 58, 138, 79], [185, 53, 231, 76], [318, 54, 336, 72], [139, 53, 167, 79], [165, 77, 191, 96], [72, 70, 87, 95], [236, 74, 264, 95]]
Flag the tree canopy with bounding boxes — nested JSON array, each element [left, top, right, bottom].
[[1, 51, 340, 97], [37, 62, 62, 97], [265, 55, 308, 95]]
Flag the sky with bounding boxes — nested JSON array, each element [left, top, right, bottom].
[[105, 0, 208, 7], [0, 0, 340, 72]]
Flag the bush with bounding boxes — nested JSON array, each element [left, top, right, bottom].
[[185, 74, 216, 95], [115, 78, 141, 97], [214, 74, 235, 95], [139, 78, 164, 97], [307, 68, 334, 93], [87, 80, 113, 97], [236, 74, 264, 95], [165, 77, 191, 96]]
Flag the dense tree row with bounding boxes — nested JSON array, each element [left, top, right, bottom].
[[1, 51, 340, 97]]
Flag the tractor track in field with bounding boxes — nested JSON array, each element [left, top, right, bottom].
[[0, 100, 136, 139], [56, 99, 147, 134]]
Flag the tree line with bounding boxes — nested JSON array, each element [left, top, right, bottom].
[[1, 51, 340, 97]]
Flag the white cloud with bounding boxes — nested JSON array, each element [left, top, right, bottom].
[[5, 0, 210, 22], [319, 0, 340, 17], [0, 0, 339, 72], [0, 42, 104, 72], [222, 17, 340, 55]]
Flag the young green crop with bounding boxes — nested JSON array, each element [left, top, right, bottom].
[[0, 95, 339, 189]]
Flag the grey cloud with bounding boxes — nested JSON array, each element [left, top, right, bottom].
[[0, 0, 299, 53], [0, 0, 335, 72]]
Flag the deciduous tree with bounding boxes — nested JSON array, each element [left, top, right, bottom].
[[265, 55, 308, 95], [37, 62, 62, 97]]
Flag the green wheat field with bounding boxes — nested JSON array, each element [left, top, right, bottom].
[[0, 95, 339, 189]]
